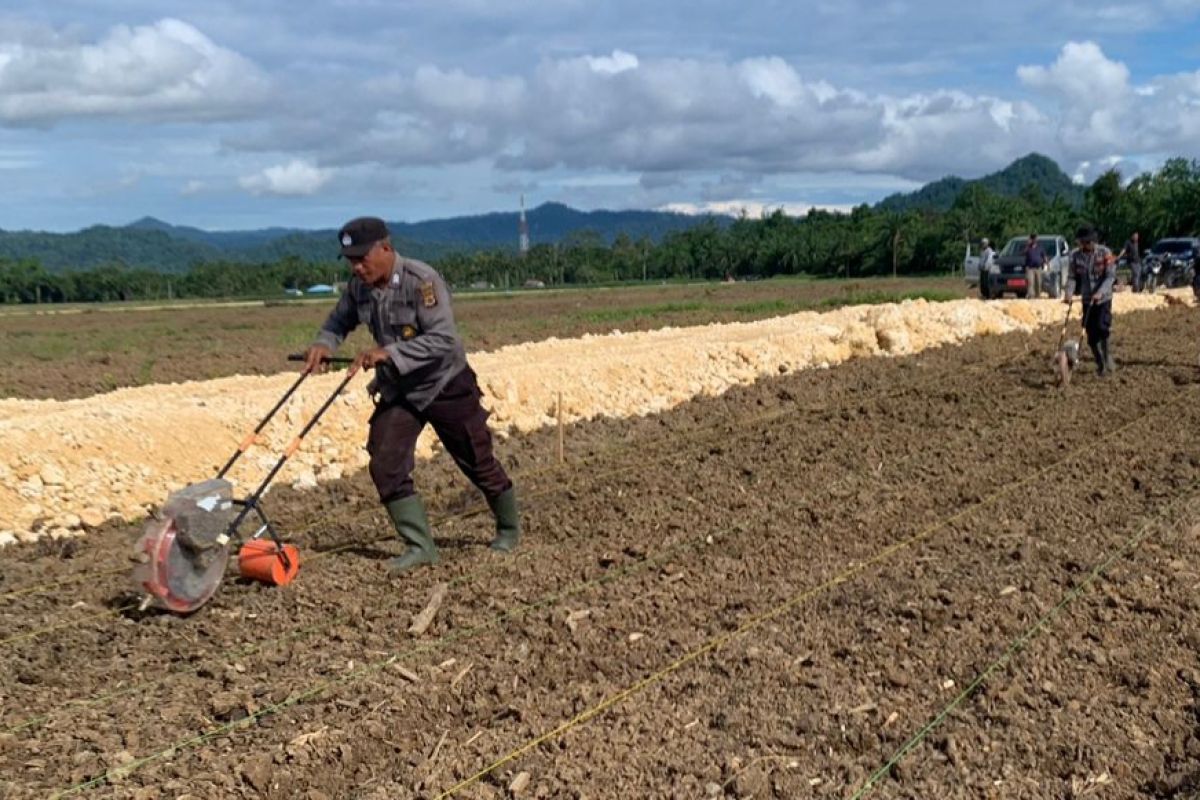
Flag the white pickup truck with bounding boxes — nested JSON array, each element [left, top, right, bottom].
[[963, 245, 982, 287], [965, 235, 1069, 299]]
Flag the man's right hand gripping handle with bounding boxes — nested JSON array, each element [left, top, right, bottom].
[[303, 345, 333, 374]]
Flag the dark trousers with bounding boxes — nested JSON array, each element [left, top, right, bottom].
[[1082, 301, 1112, 347], [367, 367, 512, 504]]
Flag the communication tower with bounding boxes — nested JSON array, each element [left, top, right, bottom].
[[518, 194, 530, 256]]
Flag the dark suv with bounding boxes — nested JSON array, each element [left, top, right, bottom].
[[1144, 238, 1199, 292]]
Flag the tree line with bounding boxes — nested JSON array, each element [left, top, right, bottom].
[[2, 158, 1197, 304]]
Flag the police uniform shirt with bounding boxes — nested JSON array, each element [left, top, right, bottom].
[[1065, 245, 1116, 303], [314, 254, 467, 409]]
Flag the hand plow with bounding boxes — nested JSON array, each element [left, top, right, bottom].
[[131, 355, 356, 614]]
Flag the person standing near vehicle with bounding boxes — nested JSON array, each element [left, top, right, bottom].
[[1119, 231, 1142, 291], [1064, 225, 1117, 376], [1023, 233, 1047, 299], [979, 238, 997, 298], [303, 216, 520, 573]]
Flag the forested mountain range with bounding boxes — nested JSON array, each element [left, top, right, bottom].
[[0, 154, 1087, 272], [0, 202, 725, 273]]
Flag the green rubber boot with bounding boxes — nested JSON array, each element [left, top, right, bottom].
[[1090, 342, 1105, 376], [487, 487, 520, 553], [384, 495, 439, 573]]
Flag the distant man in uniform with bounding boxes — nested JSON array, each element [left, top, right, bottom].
[[1064, 225, 1117, 376], [1023, 233, 1047, 299], [979, 238, 997, 298], [303, 217, 519, 572], [1118, 231, 1142, 291]]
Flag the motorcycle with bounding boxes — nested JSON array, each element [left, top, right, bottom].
[[1139, 254, 1164, 293], [1160, 255, 1195, 290], [1137, 253, 1193, 293]]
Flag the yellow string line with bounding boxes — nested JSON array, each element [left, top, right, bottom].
[[10, 344, 1051, 761], [33, 325, 1184, 793], [9, 381, 912, 738], [290, 344, 1031, 565], [2, 347, 983, 649], [49, 526, 720, 798], [1, 343, 1024, 603], [0, 401, 792, 651], [848, 490, 1200, 799], [4, 342, 1140, 785], [432, 397, 1181, 799], [30, 352, 1152, 796], [49, 377, 1163, 799], [0, 603, 140, 648], [1, 547, 530, 736], [0, 566, 130, 602], [12, 379, 901, 740]]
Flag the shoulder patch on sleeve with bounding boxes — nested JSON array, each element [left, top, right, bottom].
[[420, 281, 437, 308]]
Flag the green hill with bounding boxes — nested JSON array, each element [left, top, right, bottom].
[[877, 153, 1084, 212], [0, 203, 722, 273]]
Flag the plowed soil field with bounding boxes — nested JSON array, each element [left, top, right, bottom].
[[3, 305, 1200, 799]]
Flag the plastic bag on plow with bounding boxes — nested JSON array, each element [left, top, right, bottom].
[[130, 479, 236, 613], [1055, 339, 1080, 387]]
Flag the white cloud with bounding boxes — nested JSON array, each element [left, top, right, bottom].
[[0, 18, 270, 126], [1020, 41, 1200, 162], [586, 49, 638, 75], [279, 51, 1049, 181], [1071, 155, 1144, 184], [238, 160, 333, 196], [553, 173, 640, 188], [737, 57, 810, 108], [410, 65, 525, 114], [7, 4, 1200, 230], [845, 91, 1050, 177], [661, 200, 857, 217]]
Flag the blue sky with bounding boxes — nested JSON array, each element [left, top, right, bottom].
[[1, 1, 1198, 232]]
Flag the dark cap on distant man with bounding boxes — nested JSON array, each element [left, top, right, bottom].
[[338, 217, 389, 258]]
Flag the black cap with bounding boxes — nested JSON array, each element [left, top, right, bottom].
[[338, 217, 389, 258], [1075, 225, 1098, 243]]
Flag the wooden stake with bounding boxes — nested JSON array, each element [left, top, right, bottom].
[[407, 582, 448, 636], [557, 391, 565, 464]]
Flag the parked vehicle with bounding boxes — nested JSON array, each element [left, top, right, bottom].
[[1137, 253, 1164, 293], [978, 235, 1070, 299], [1144, 238, 1199, 292], [963, 244, 982, 287]]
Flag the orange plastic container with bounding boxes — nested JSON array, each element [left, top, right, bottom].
[[238, 540, 301, 586]]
